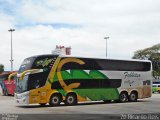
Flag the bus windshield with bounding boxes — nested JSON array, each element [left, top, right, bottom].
[[18, 57, 36, 73], [16, 75, 28, 93], [16, 55, 58, 93]]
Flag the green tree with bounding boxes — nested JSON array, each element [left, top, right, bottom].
[[132, 43, 160, 79], [0, 64, 4, 73]]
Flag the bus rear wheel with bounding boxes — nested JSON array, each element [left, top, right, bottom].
[[49, 94, 62, 106], [65, 93, 77, 106], [119, 92, 128, 102], [129, 92, 138, 102]]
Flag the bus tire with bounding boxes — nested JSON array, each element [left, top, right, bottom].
[[129, 92, 138, 102], [119, 92, 128, 102], [49, 94, 62, 106], [65, 93, 77, 106]]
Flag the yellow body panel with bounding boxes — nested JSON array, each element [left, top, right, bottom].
[[56, 58, 87, 101], [28, 57, 88, 104], [29, 89, 40, 104], [29, 87, 59, 104]]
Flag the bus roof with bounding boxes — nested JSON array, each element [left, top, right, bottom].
[[27, 54, 151, 63], [60, 54, 151, 62]]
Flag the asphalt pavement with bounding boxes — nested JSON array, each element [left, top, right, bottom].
[[0, 93, 160, 120]]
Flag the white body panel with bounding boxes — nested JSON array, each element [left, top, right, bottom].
[[101, 70, 152, 98]]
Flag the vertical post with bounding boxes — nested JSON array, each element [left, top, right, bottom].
[[8, 29, 15, 71], [104, 36, 109, 58]]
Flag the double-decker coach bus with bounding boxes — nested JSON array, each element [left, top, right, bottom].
[[15, 54, 152, 106]]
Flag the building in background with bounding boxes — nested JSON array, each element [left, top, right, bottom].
[[52, 45, 71, 55]]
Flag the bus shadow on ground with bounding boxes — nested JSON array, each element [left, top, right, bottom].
[[17, 99, 150, 109]]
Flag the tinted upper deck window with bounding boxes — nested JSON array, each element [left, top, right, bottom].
[[61, 57, 151, 71]]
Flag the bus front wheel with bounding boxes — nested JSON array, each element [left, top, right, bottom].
[[65, 93, 77, 106], [49, 94, 62, 106], [119, 92, 128, 102]]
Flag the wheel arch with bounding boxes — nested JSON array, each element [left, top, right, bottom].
[[48, 92, 63, 103], [120, 91, 128, 96], [66, 92, 77, 99]]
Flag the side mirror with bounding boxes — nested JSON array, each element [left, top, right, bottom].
[[20, 69, 43, 80]]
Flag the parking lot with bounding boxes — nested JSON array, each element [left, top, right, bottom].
[[0, 93, 160, 120]]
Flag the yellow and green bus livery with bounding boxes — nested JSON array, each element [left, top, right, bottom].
[[15, 54, 152, 106]]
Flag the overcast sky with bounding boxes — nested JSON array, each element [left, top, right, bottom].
[[0, 0, 160, 71]]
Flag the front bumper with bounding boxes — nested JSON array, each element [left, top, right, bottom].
[[15, 91, 29, 105]]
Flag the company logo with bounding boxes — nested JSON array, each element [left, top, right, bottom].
[[124, 80, 135, 86], [124, 72, 140, 79]]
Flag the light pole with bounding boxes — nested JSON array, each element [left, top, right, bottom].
[[104, 36, 109, 58], [8, 29, 15, 71]]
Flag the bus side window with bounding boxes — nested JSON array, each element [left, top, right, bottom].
[[143, 80, 151, 85]]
